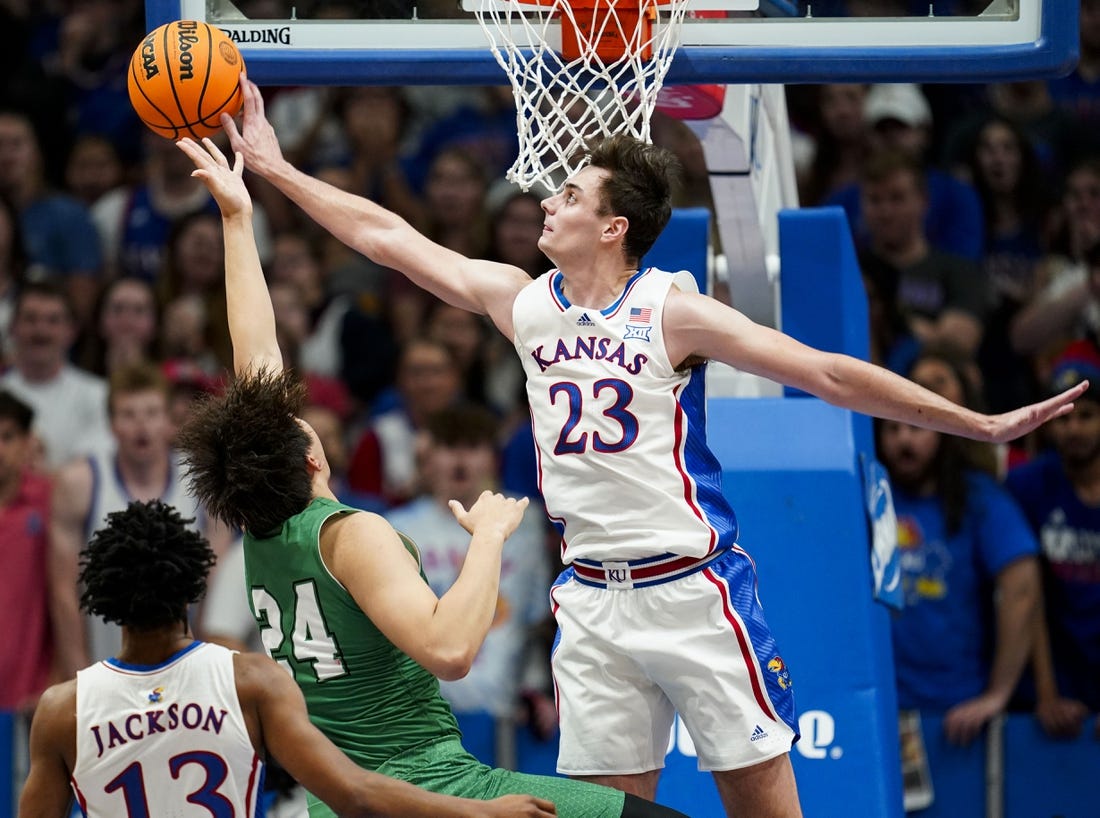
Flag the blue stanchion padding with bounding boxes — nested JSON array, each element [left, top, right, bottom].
[[642, 208, 711, 295], [0, 710, 12, 818], [1003, 714, 1100, 818], [710, 397, 903, 817], [514, 726, 560, 778], [778, 207, 869, 396], [907, 712, 985, 818], [454, 711, 498, 768], [705, 209, 902, 815]]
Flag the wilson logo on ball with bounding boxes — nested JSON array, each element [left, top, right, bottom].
[[176, 19, 199, 81]]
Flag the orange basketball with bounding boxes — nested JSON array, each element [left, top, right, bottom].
[[127, 20, 245, 140]]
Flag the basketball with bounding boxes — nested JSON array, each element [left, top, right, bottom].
[[127, 20, 245, 140]]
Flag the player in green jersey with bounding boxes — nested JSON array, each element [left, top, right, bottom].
[[173, 136, 692, 818]]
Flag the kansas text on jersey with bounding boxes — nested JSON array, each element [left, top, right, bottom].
[[513, 268, 739, 563]]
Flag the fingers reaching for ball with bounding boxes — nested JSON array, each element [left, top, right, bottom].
[[220, 75, 287, 180], [175, 138, 252, 218]]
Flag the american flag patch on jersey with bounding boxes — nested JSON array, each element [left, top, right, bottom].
[[628, 307, 652, 324]]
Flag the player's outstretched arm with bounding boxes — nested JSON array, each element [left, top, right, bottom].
[[665, 288, 1086, 444], [323, 493, 529, 681], [175, 136, 282, 378], [18, 682, 77, 818], [239, 652, 556, 817], [220, 77, 530, 337]]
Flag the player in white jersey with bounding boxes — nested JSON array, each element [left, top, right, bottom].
[[223, 81, 1086, 818], [19, 499, 557, 818], [49, 363, 231, 676], [514, 267, 734, 563], [72, 640, 262, 815]]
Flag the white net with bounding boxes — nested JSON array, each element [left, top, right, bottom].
[[474, 1, 693, 191]]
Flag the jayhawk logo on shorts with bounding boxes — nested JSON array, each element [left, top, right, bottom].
[[767, 656, 792, 690]]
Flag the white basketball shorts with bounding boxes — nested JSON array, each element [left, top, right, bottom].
[[549, 548, 799, 775]]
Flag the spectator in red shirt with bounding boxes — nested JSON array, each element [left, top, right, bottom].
[[0, 389, 53, 711]]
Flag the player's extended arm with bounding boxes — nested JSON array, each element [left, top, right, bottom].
[[664, 289, 1087, 444], [175, 137, 281, 377], [47, 461, 93, 678], [943, 556, 1040, 746], [221, 78, 530, 336], [239, 653, 556, 818], [17, 682, 77, 818], [323, 492, 529, 681]]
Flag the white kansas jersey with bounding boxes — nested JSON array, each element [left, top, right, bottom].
[[513, 268, 738, 563], [84, 450, 203, 663], [86, 449, 201, 541], [72, 641, 262, 817]]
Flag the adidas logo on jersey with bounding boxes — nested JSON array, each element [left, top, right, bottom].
[[576, 313, 595, 326], [750, 725, 768, 742]]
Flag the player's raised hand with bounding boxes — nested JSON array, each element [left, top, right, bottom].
[[220, 75, 286, 178], [175, 137, 252, 219], [449, 490, 530, 541], [982, 381, 1088, 443], [481, 794, 557, 816]]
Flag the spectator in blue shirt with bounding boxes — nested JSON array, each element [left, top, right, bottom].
[[0, 108, 102, 328], [879, 348, 1041, 746], [1006, 338, 1100, 738]]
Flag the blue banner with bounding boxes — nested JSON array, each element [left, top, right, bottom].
[[862, 455, 903, 610]]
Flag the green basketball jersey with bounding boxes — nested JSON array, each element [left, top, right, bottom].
[[243, 496, 461, 770]]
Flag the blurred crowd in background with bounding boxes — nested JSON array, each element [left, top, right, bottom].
[[1, 1, 1099, 811]]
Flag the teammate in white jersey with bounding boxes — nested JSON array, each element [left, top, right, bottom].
[[18, 499, 557, 818], [49, 363, 232, 677], [222, 79, 1086, 818]]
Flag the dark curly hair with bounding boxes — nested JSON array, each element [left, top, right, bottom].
[[80, 500, 214, 630], [585, 134, 681, 264], [176, 366, 313, 536]]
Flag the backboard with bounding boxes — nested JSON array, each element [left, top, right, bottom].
[[145, 0, 1078, 86]]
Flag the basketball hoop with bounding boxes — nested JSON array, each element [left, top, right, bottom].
[[473, 0, 696, 191]]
